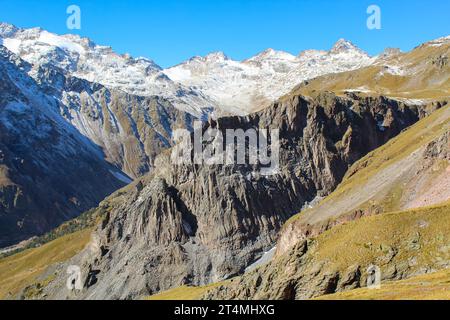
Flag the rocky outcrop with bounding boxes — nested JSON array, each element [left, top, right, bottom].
[[31, 91, 435, 299], [204, 201, 450, 300], [203, 106, 450, 300], [277, 104, 449, 258]]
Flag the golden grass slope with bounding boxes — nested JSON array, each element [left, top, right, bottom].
[[147, 200, 450, 300], [0, 228, 92, 299], [288, 38, 450, 101], [146, 282, 226, 300], [315, 268, 450, 300]]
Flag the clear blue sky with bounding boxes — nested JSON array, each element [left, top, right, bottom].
[[0, 0, 449, 68]]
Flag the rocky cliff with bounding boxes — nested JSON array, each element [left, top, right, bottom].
[[203, 104, 450, 300], [29, 92, 436, 299]]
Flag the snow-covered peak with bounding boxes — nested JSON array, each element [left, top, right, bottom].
[[330, 38, 366, 55], [247, 48, 297, 62], [0, 23, 213, 115], [0, 22, 18, 37], [204, 51, 229, 62], [185, 51, 229, 66], [164, 39, 375, 114], [1, 23, 379, 116], [0, 25, 160, 72], [298, 49, 327, 59], [425, 35, 450, 47]]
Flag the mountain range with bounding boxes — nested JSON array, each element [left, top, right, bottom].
[[0, 22, 449, 300]]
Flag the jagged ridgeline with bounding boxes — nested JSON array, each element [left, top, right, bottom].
[[11, 91, 443, 299]]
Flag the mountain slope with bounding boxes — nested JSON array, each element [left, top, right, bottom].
[[0, 26, 448, 300], [202, 104, 450, 300], [204, 200, 450, 300], [33, 61, 195, 178], [0, 46, 126, 247], [291, 35, 450, 101]]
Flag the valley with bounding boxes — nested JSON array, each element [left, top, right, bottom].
[[0, 21, 449, 301]]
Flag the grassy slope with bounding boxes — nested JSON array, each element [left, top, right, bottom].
[[316, 268, 450, 300], [146, 200, 450, 300], [146, 282, 226, 300], [311, 201, 450, 273], [289, 41, 450, 101], [0, 228, 92, 299], [285, 103, 449, 227]]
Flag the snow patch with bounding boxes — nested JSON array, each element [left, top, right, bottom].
[[38, 31, 85, 54], [384, 65, 406, 76], [427, 35, 450, 47], [109, 170, 133, 184], [245, 247, 277, 273], [2, 38, 21, 54], [345, 86, 372, 93]]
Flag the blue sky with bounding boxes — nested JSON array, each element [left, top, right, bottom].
[[0, 0, 449, 68]]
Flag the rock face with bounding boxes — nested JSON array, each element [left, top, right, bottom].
[[203, 105, 450, 300], [205, 202, 450, 300], [33, 92, 432, 299]]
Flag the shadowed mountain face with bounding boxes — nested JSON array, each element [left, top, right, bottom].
[[32, 62, 196, 178], [27, 91, 438, 299], [0, 47, 127, 247], [0, 40, 199, 247]]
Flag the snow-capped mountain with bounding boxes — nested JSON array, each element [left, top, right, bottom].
[[1, 22, 376, 116], [0, 22, 199, 181], [0, 22, 214, 116], [164, 39, 375, 113], [0, 24, 198, 246]]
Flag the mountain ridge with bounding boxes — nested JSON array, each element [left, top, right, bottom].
[[1, 22, 378, 115]]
